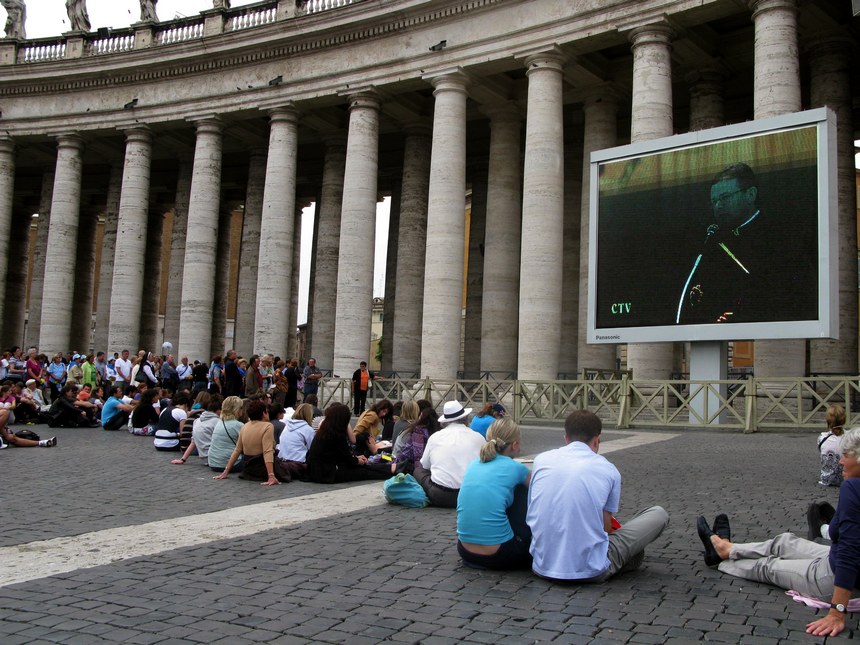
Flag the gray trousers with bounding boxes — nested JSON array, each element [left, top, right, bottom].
[[569, 505, 669, 583], [718, 532, 833, 600]]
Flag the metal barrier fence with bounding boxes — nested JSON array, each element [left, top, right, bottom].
[[316, 375, 860, 432]]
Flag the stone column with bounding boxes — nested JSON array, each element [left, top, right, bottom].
[[92, 164, 121, 353], [27, 169, 55, 349], [39, 134, 85, 356], [107, 126, 152, 354], [233, 149, 266, 359], [254, 106, 299, 358], [392, 126, 431, 375], [420, 73, 468, 380], [70, 209, 98, 352], [0, 137, 15, 332], [3, 212, 29, 348], [625, 24, 675, 380], [517, 51, 565, 381], [287, 206, 303, 359], [140, 207, 165, 352], [210, 203, 232, 356], [577, 89, 618, 372], [749, 0, 804, 377], [161, 158, 192, 351], [480, 105, 522, 374], [381, 183, 401, 373], [688, 70, 725, 132], [463, 163, 487, 376], [179, 118, 223, 363], [333, 91, 380, 377], [809, 38, 857, 374], [310, 137, 346, 371], [559, 121, 583, 376]]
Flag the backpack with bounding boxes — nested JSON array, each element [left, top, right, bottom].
[[382, 473, 430, 508]]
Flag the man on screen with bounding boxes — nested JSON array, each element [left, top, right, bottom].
[[675, 162, 817, 325]]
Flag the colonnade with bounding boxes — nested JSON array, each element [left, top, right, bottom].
[[0, 0, 856, 381]]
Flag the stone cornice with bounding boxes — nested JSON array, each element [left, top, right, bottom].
[[0, 0, 506, 98]]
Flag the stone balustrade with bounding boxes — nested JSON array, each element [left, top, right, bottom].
[[0, 0, 367, 65]]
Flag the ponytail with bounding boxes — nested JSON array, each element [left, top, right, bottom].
[[479, 417, 520, 463]]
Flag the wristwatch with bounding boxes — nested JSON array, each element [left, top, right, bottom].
[[830, 603, 847, 614]]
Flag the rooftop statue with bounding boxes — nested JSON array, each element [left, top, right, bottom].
[[1, 0, 26, 39], [213, 0, 232, 8], [65, 0, 90, 32], [139, 0, 158, 22]]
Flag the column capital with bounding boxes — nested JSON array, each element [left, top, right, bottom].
[[748, 0, 797, 20], [804, 35, 854, 63], [0, 136, 15, 155], [321, 132, 347, 148], [188, 116, 223, 134], [581, 82, 623, 110], [628, 23, 675, 48], [120, 125, 153, 144], [268, 104, 300, 123], [56, 133, 85, 151], [684, 67, 728, 86], [519, 46, 567, 73], [402, 122, 432, 137], [344, 90, 381, 112], [429, 70, 470, 96], [481, 100, 522, 123]]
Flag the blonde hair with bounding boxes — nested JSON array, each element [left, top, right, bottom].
[[827, 404, 846, 436], [292, 403, 313, 424], [400, 400, 420, 423], [221, 396, 244, 421], [479, 418, 521, 463]]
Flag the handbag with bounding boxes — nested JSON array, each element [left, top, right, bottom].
[[14, 429, 40, 441], [383, 473, 429, 507]]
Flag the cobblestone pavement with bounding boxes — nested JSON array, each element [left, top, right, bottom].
[[0, 422, 842, 644]]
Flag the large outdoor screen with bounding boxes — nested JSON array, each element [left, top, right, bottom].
[[587, 108, 837, 344]]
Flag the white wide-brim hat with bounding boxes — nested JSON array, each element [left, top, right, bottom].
[[440, 400, 472, 424]]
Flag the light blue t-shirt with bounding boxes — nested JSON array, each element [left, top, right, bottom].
[[101, 397, 121, 425], [469, 415, 495, 438], [526, 441, 621, 580], [457, 455, 530, 545]]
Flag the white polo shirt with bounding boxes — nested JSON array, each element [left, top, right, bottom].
[[419, 421, 484, 489], [114, 357, 132, 383]]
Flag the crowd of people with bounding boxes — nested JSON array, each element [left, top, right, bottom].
[[5, 346, 858, 637]]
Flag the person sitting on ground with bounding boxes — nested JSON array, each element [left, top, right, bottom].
[[213, 399, 287, 486], [0, 383, 17, 423], [207, 395, 245, 472], [14, 380, 41, 422], [45, 384, 97, 427], [277, 403, 316, 479], [391, 400, 420, 447], [352, 399, 395, 456], [698, 427, 860, 639], [23, 378, 47, 411], [528, 409, 669, 582], [191, 390, 211, 411], [392, 407, 440, 474], [0, 407, 55, 448], [470, 402, 507, 438], [306, 403, 394, 484], [89, 385, 105, 411], [269, 404, 286, 444], [457, 418, 532, 570], [171, 395, 223, 465], [303, 393, 323, 418], [414, 400, 485, 508], [152, 394, 191, 450], [130, 388, 161, 435], [818, 404, 845, 487], [101, 385, 135, 430], [72, 383, 100, 422]]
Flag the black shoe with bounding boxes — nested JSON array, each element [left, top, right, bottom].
[[713, 513, 731, 541], [807, 502, 836, 541], [697, 516, 722, 567]]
